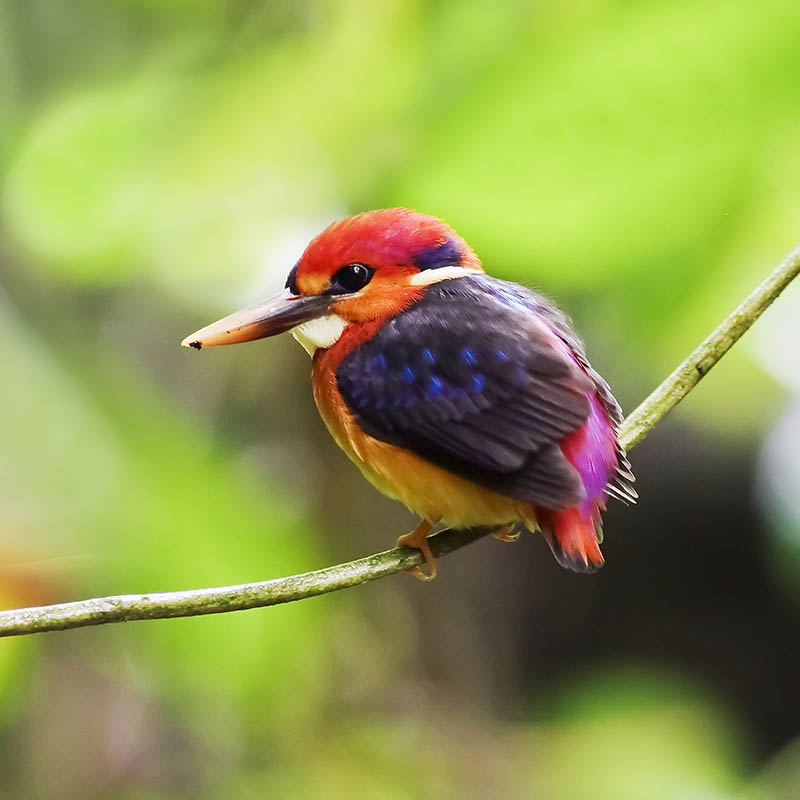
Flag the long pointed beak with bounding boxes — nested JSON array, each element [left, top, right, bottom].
[[181, 288, 333, 349]]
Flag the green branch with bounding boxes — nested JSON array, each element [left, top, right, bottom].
[[1, 242, 799, 638], [619, 241, 800, 448]]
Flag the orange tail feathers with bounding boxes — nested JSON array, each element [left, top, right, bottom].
[[539, 508, 604, 573]]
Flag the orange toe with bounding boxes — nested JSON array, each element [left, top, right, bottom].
[[492, 523, 521, 543], [396, 520, 438, 581]]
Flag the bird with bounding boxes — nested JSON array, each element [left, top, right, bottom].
[[182, 209, 636, 580]]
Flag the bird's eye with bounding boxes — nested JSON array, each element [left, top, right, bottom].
[[285, 263, 300, 295], [330, 263, 374, 293]]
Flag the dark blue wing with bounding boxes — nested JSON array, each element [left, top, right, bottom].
[[336, 274, 599, 510]]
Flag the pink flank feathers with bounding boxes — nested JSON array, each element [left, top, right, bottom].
[[540, 393, 619, 572]]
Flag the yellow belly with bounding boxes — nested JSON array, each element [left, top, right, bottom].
[[312, 368, 537, 530]]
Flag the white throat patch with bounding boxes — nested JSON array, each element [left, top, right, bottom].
[[291, 314, 348, 356]]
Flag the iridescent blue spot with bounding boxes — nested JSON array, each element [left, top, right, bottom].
[[461, 348, 478, 366], [401, 365, 416, 384], [372, 353, 387, 372], [471, 374, 485, 392], [495, 349, 509, 362], [428, 376, 444, 397], [413, 238, 463, 271], [421, 348, 436, 365]]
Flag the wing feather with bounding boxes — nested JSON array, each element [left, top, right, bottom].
[[336, 275, 622, 510]]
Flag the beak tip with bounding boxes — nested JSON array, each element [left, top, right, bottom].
[[179, 286, 307, 350], [181, 335, 203, 350]]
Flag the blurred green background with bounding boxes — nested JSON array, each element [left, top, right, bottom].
[[2, 0, 800, 797]]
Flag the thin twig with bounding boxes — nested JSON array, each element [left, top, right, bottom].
[[619, 241, 800, 448], [0, 528, 489, 638], [1, 242, 799, 638]]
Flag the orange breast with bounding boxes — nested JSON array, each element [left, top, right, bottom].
[[311, 337, 538, 530]]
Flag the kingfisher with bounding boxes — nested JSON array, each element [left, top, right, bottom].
[[182, 209, 635, 580]]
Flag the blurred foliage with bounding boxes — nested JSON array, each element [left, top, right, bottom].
[[1, 0, 800, 797]]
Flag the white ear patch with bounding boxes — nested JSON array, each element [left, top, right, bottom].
[[408, 266, 479, 286], [291, 314, 348, 355]]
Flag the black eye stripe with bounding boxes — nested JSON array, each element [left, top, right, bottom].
[[327, 263, 374, 294]]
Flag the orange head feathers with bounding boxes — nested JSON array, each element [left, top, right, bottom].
[[182, 209, 482, 349]]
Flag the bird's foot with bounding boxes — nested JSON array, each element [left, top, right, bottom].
[[492, 523, 520, 543], [396, 520, 438, 581]]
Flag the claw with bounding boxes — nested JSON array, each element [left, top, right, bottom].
[[396, 520, 438, 581], [492, 524, 520, 543]]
